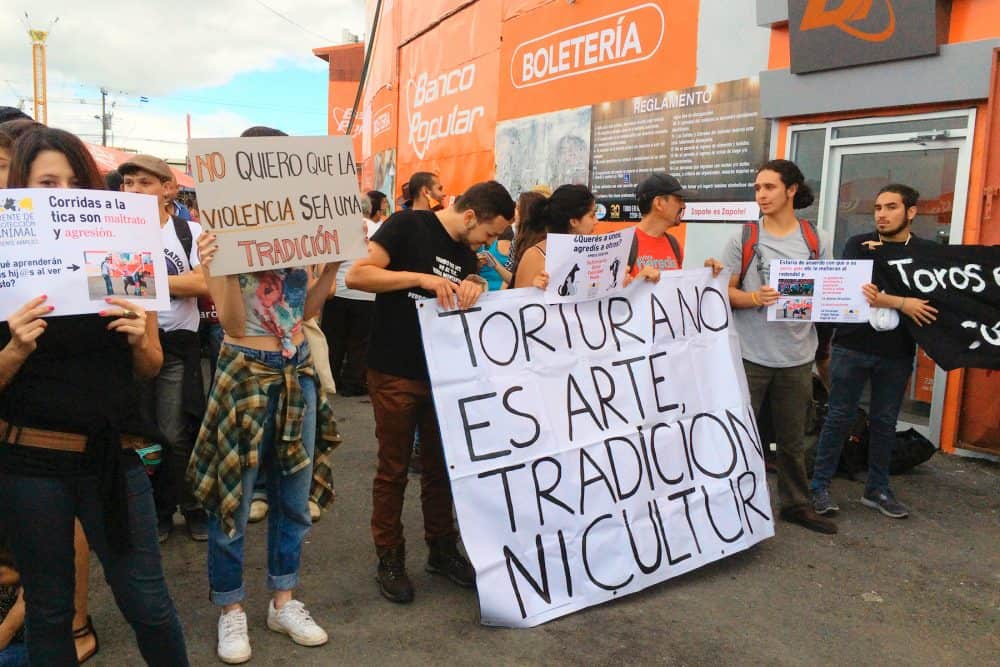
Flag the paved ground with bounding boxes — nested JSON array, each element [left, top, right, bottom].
[[89, 393, 999, 666]]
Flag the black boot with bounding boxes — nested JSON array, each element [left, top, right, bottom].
[[426, 537, 475, 588], [377, 544, 414, 603]]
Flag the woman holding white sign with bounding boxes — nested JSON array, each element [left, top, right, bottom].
[[191, 220, 341, 663], [0, 126, 189, 666]]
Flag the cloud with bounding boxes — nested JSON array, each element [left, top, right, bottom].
[[3, 0, 366, 95]]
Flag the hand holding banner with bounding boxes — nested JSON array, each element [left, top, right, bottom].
[[0, 189, 169, 320], [187, 135, 368, 276]]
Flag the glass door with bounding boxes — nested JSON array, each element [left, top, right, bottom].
[[821, 138, 971, 443]]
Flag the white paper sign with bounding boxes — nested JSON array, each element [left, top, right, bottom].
[[543, 228, 634, 304], [767, 259, 873, 323], [0, 189, 170, 320], [187, 135, 368, 276], [419, 270, 774, 628]]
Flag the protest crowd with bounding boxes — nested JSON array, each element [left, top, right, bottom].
[[0, 102, 995, 666]]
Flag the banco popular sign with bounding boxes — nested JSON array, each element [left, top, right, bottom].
[[509, 3, 665, 89], [405, 62, 486, 161]]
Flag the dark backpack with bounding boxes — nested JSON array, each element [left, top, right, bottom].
[[171, 215, 194, 266], [739, 219, 820, 285]]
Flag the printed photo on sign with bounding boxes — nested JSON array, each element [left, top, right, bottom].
[[83, 250, 157, 299], [0, 188, 170, 319], [544, 228, 634, 304], [767, 259, 872, 324], [418, 271, 773, 628], [187, 135, 368, 277]]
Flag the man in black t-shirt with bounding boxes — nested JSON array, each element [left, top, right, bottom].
[[810, 184, 938, 521], [345, 181, 515, 604]]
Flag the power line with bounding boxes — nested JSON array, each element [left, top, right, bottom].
[[252, 0, 335, 44]]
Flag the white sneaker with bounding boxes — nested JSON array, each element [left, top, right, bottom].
[[267, 599, 328, 647], [308, 500, 322, 523], [217, 608, 252, 664], [248, 499, 268, 523]]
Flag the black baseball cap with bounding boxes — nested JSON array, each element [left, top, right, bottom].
[[636, 172, 688, 201]]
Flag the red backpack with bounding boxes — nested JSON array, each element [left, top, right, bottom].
[[739, 219, 820, 286]]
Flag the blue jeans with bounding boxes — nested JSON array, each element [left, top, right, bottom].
[[811, 346, 913, 495], [206, 345, 317, 606], [0, 642, 28, 667], [0, 456, 189, 666]]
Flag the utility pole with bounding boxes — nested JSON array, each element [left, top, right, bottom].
[[100, 87, 108, 146]]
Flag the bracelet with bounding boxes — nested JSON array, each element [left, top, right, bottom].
[[750, 291, 762, 306], [899, 296, 906, 309]]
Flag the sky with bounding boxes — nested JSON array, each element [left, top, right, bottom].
[[1, 0, 367, 162]]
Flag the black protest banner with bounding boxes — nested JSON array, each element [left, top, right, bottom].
[[417, 271, 774, 628], [876, 243, 1000, 370]]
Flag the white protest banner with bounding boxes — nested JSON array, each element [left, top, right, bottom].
[[418, 269, 774, 628], [767, 259, 873, 324], [0, 189, 169, 319], [187, 135, 368, 276], [544, 228, 635, 304]]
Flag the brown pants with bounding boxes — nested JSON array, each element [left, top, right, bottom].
[[368, 368, 457, 554], [743, 360, 813, 511]]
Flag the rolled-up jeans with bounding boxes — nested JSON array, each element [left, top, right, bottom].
[[811, 346, 913, 495], [206, 344, 317, 606], [0, 454, 189, 667]]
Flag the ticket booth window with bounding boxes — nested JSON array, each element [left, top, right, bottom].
[[787, 110, 976, 445]]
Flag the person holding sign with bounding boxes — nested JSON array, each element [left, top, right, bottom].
[[189, 240, 341, 661], [0, 126, 189, 666], [723, 159, 837, 535], [345, 181, 514, 604], [811, 184, 938, 520]]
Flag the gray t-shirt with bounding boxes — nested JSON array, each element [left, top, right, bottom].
[[723, 221, 832, 368]]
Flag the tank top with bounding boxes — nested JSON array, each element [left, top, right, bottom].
[[238, 268, 308, 357], [478, 239, 511, 291]]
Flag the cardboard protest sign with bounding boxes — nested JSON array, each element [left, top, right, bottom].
[[418, 269, 774, 627], [544, 228, 634, 304], [876, 243, 1000, 370], [187, 135, 368, 277], [767, 259, 872, 324], [0, 189, 169, 320]]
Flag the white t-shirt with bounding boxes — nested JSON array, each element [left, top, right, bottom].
[[336, 218, 383, 301], [158, 218, 202, 332]]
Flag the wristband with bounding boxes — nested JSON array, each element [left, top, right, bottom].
[[899, 296, 906, 310], [751, 291, 762, 306]]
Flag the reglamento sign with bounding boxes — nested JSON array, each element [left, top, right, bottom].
[[788, 0, 948, 74]]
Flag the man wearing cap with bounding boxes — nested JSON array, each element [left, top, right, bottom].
[[120, 155, 210, 543], [631, 173, 724, 278]]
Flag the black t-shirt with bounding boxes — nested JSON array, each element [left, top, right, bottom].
[[833, 232, 936, 358], [368, 209, 478, 381]]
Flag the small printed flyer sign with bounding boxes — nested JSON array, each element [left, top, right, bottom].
[[543, 228, 635, 304], [187, 134, 368, 277], [767, 258, 873, 323], [0, 188, 170, 320]]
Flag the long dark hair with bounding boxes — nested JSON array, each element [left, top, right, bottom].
[[7, 126, 104, 189], [510, 190, 547, 272], [757, 159, 814, 210], [530, 184, 594, 234]]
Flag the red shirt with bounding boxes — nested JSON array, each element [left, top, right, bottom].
[[629, 228, 683, 277]]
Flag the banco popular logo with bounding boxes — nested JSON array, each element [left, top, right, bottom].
[[331, 107, 364, 136], [404, 63, 485, 160], [800, 0, 896, 43], [510, 3, 665, 89]]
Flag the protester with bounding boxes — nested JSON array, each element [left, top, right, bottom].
[[514, 184, 660, 289], [0, 120, 40, 189], [507, 190, 548, 280], [723, 159, 837, 534], [811, 184, 938, 520], [188, 126, 341, 661], [105, 169, 124, 192], [0, 125, 188, 665], [476, 227, 513, 290], [0, 108, 30, 124], [406, 172, 445, 211], [322, 191, 388, 397], [0, 536, 27, 667], [345, 180, 514, 604], [631, 172, 725, 277], [119, 155, 210, 543]]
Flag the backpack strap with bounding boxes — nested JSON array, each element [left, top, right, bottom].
[[798, 219, 821, 260], [627, 232, 639, 269], [171, 216, 194, 268], [666, 232, 683, 267], [739, 222, 759, 286]]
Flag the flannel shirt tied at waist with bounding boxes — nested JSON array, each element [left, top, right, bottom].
[[187, 343, 341, 536]]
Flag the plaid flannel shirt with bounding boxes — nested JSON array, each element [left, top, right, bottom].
[[187, 343, 341, 536]]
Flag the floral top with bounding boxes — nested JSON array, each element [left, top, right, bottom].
[[238, 269, 308, 357]]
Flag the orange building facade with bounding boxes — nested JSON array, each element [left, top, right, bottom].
[[316, 0, 1000, 458]]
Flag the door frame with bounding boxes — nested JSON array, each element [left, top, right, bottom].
[[785, 109, 977, 446]]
